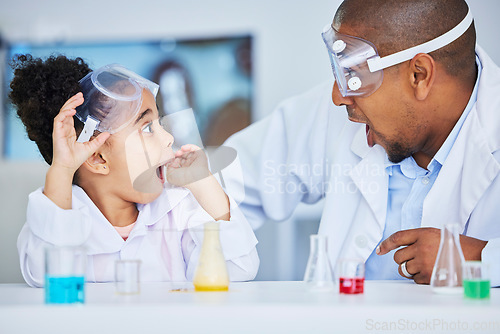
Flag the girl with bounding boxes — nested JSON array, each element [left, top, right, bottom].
[[9, 54, 259, 287]]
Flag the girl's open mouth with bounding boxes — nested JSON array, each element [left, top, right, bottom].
[[156, 164, 167, 184]]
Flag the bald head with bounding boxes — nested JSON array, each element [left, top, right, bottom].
[[334, 0, 476, 80]]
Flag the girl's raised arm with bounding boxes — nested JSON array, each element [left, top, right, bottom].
[[44, 93, 109, 209]]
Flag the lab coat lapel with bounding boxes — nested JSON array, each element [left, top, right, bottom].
[[422, 106, 500, 231], [131, 185, 191, 236], [72, 187, 125, 255], [320, 125, 388, 266], [422, 47, 500, 231]]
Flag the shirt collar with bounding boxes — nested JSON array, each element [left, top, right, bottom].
[[385, 155, 426, 179]]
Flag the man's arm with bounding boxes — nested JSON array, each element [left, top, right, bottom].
[[222, 82, 336, 229]]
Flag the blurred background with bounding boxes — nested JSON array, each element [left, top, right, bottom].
[[0, 0, 499, 283]]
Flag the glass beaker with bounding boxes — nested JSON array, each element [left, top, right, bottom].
[[193, 221, 230, 291], [303, 234, 335, 291], [338, 259, 365, 294], [463, 261, 490, 299], [45, 245, 86, 304], [430, 223, 465, 294], [115, 259, 141, 295]]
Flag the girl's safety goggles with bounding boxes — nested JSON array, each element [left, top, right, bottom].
[[322, 8, 473, 97], [76, 64, 159, 142]]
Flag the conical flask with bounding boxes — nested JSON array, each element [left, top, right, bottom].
[[193, 221, 230, 291], [430, 223, 465, 294], [303, 234, 334, 291]]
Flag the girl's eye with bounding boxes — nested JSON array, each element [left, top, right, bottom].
[[142, 122, 153, 133]]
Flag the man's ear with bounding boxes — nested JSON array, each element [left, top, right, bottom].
[[82, 152, 109, 175], [409, 53, 436, 101]]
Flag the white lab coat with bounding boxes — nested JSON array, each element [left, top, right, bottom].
[[17, 184, 259, 287], [224, 46, 500, 286]]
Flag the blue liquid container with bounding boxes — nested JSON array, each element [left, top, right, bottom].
[[45, 276, 85, 304]]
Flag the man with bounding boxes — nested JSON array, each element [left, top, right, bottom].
[[224, 0, 500, 285]]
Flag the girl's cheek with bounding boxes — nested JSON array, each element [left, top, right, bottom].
[[124, 133, 154, 183]]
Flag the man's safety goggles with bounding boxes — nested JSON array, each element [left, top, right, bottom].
[[76, 64, 159, 142], [321, 8, 473, 97]]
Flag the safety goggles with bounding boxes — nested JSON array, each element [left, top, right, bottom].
[[76, 64, 159, 142], [322, 8, 473, 97]]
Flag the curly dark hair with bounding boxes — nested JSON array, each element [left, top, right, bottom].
[[9, 54, 91, 165]]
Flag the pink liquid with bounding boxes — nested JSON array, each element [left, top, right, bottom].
[[339, 277, 364, 294]]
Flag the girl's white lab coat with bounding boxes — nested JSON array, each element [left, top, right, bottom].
[[18, 184, 259, 287], [225, 46, 500, 286]]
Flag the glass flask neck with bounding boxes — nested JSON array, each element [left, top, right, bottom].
[[430, 223, 465, 293], [304, 234, 335, 291]]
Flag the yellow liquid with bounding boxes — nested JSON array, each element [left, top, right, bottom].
[[194, 284, 229, 292]]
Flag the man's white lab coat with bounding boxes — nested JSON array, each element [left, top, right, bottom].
[[224, 46, 500, 286], [18, 185, 259, 287]]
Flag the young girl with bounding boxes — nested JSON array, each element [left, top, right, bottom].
[[9, 54, 259, 287]]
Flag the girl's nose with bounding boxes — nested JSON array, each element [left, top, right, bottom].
[[331, 81, 354, 107], [159, 126, 174, 148]]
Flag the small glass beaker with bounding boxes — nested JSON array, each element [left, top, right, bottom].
[[430, 223, 465, 294], [463, 261, 490, 299], [45, 245, 86, 304], [115, 259, 141, 295], [337, 259, 364, 294], [303, 234, 334, 291]]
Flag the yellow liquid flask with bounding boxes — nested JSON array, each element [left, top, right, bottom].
[[193, 221, 229, 291]]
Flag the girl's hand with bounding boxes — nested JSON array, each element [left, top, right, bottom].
[[166, 144, 211, 188], [167, 144, 230, 220], [51, 93, 110, 174]]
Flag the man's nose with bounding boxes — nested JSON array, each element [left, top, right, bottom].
[[331, 81, 354, 107]]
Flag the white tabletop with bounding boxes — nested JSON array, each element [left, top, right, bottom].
[[0, 281, 498, 334]]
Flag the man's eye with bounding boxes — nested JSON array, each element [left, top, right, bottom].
[[142, 122, 153, 133]]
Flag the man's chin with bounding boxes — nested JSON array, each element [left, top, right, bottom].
[[384, 144, 412, 164], [386, 151, 411, 164]]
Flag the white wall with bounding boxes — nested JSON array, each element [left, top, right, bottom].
[[0, 0, 499, 283], [0, 0, 341, 122]]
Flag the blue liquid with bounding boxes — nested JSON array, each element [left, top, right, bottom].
[[45, 276, 85, 304]]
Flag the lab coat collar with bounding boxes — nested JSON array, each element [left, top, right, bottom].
[[475, 45, 500, 152], [74, 184, 190, 255]]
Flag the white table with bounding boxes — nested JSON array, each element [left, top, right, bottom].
[[0, 281, 498, 334]]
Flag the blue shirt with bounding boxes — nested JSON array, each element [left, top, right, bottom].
[[365, 57, 482, 280]]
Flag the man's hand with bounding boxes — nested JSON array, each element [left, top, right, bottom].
[[376, 227, 488, 284]]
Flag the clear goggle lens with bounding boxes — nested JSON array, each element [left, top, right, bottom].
[[321, 26, 383, 97], [76, 64, 159, 142]]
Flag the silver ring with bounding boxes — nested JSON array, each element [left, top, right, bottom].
[[401, 261, 413, 278]]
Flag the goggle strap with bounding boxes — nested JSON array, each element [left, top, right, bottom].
[[367, 8, 473, 72], [77, 116, 100, 143]]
